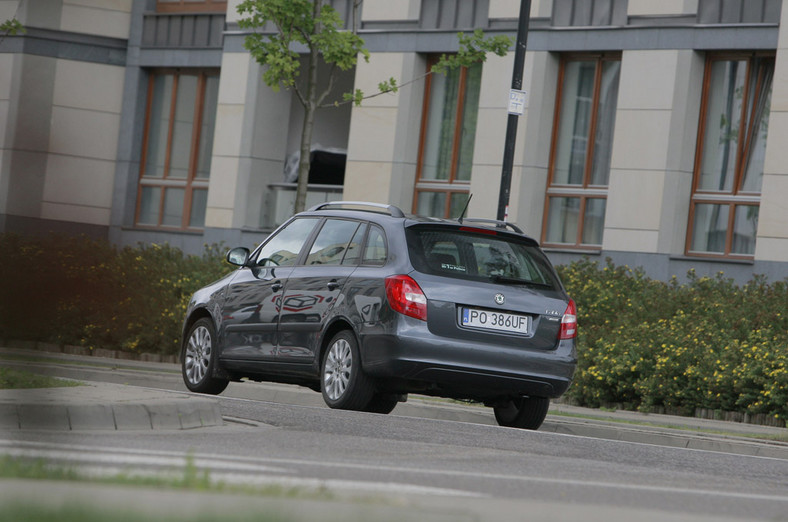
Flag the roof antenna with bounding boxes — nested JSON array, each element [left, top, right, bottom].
[[457, 194, 473, 224]]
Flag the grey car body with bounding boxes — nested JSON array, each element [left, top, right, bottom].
[[181, 202, 577, 429]]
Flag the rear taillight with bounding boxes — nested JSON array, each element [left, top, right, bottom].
[[559, 299, 577, 340], [385, 275, 427, 321]]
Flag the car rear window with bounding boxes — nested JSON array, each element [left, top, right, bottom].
[[406, 226, 560, 289]]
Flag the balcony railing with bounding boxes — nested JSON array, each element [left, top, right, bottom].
[[265, 183, 344, 227]]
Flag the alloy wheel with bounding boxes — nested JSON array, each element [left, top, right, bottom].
[[324, 338, 352, 401], [184, 325, 211, 385]]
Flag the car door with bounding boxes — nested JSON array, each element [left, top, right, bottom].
[[277, 219, 366, 362], [219, 217, 320, 361]]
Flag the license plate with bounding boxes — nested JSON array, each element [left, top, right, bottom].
[[461, 308, 529, 335]]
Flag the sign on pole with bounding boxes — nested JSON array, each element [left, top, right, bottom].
[[508, 89, 526, 116]]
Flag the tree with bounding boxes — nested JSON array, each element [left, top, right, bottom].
[[237, 0, 511, 214]]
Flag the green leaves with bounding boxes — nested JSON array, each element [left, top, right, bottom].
[[342, 88, 364, 106], [431, 29, 513, 75], [0, 18, 24, 36], [237, 0, 366, 93], [0, 234, 229, 356], [559, 259, 788, 422]]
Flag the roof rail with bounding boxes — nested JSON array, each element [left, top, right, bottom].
[[308, 201, 405, 218], [458, 218, 524, 235]]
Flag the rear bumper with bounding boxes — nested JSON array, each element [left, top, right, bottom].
[[359, 318, 577, 401]]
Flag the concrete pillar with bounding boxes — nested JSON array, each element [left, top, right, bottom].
[[343, 52, 425, 211], [0, 54, 56, 227], [205, 52, 292, 231], [604, 49, 702, 255], [756, 0, 788, 262]]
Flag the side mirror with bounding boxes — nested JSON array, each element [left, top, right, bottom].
[[226, 247, 251, 267]]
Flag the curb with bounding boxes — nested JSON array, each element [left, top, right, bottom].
[[541, 417, 788, 460], [0, 383, 222, 431]]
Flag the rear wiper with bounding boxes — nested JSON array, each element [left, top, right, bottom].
[[489, 275, 553, 289]]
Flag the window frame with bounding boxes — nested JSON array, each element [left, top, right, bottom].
[[541, 52, 621, 251], [413, 55, 480, 219], [685, 52, 774, 259], [136, 68, 219, 231]]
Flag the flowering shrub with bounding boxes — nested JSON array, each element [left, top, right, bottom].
[[0, 234, 229, 356], [558, 259, 788, 421]]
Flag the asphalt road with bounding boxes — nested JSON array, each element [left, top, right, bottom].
[[2, 354, 788, 521]]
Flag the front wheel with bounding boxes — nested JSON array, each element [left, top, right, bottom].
[[182, 318, 229, 395], [493, 396, 549, 430], [321, 331, 375, 411]]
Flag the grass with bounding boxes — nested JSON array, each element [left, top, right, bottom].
[[0, 453, 353, 522], [0, 367, 81, 390], [0, 454, 335, 502], [0, 505, 292, 522]]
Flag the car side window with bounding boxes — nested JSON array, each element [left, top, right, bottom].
[[306, 219, 361, 265], [255, 217, 320, 267], [341, 223, 367, 266], [362, 225, 387, 266]]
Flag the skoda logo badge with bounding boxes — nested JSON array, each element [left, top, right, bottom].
[[494, 293, 505, 305]]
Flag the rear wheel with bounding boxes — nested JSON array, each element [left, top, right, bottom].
[[321, 331, 375, 411], [363, 393, 401, 415], [493, 396, 549, 430], [182, 318, 229, 395]]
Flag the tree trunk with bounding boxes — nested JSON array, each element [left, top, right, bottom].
[[294, 1, 322, 214], [295, 99, 315, 213]]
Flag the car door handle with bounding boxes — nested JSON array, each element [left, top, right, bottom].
[[271, 281, 283, 292], [327, 281, 341, 291]]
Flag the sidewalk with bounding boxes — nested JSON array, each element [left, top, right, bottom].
[[1, 348, 787, 459]]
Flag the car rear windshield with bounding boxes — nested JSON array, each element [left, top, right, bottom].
[[406, 225, 561, 290]]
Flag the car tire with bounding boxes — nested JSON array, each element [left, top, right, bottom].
[[363, 393, 400, 415], [493, 396, 549, 430], [182, 318, 229, 395], [321, 330, 375, 411]]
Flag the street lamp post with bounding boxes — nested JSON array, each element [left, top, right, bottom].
[[496, 0, 532, 222]]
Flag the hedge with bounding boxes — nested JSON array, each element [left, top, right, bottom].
[[0, 234, 228, 356], [557, 259, 788, 423], [1, 234, 786, 422]]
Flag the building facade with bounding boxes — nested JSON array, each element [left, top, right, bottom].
[[1, 0, 787, 283]]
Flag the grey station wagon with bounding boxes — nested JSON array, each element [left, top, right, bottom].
[[181, 201, 577, 429]]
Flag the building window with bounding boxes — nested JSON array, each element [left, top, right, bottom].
[[542, 54, 620, 249], [687, 54, 773, 258], [137, 70, 219, 230], [156, 0, 227, 13], [414, 57, 481, 218]]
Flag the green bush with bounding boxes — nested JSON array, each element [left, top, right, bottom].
[[0, 234, 229, 356], [2, 234, 786, 421], [558, 258, 788, 421]]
